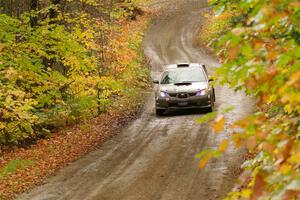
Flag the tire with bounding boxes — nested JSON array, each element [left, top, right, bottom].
[[156, 109, 165, 116], [207, 97, 214, 112], [213, 88, 216, 102], [207, 106, 213, 112]]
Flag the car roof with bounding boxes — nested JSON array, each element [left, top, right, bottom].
[[165, 63, 205, 69], [163, 63, 208, 75]]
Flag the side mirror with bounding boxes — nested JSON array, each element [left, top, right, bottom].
[[208, 77, 214, 82], [153, 80, 159, 84]]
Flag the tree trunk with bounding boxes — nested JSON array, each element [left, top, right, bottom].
[[30, 0, 38, 27], [50, 0, 61, 19]]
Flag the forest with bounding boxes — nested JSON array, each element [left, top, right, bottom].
[[1, 0, 300, 199], [0, 0, 149, 146]]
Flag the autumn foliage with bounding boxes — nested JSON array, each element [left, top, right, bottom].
[[0, 0, 151, 198], [0, 0, 150, 146], [198, 0, 300, 199]]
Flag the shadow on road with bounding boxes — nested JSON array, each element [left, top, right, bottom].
[[158, 108, 211, 117]]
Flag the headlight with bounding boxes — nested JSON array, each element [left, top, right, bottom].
[[196, 89, 207, 96], [159, 91, 169, 98]]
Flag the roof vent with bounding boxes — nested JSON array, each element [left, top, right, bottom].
[[177, 64, 189, 67]]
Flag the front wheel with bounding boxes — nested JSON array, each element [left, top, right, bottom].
[[207, 106, 213, 112], [207, 99, 214, 112], [213, 88, 216, 102], [156, 109, 166, 116]]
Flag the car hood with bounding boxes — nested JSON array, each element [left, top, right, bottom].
[[159, 82, 208, 93]]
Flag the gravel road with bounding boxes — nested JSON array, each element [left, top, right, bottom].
[[17, 0, 253, 200]]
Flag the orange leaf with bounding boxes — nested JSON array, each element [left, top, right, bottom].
[[245, 76, 257, 90], [212, 115, 226, 133], [219, 139, 229, 153], [287, 71, 300, 88], [253, 39, 264, 49], [290, 2, 300, 7], [232, 119, 249, 128], [228, 46, 240, 60], [261, 142, 275, 154], [284, 191, 295, 200], [252, 174, 266, 199], [246, 136, 257, 150], [198, 155, 211, 169], [268, 50, 277, 61], [232, 133, 243, 148], [256, 131, 268, 140]]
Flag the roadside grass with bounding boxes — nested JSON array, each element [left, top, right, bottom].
[[0, 159, 34, 179]]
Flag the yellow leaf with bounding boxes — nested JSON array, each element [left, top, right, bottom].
[[0, 122, 5, 130], [280, 164, 292, 174], [198, 155, 211, 169], [0, 43, 4, 52], [219, 139, 229, 153], [212, 115, 226, 133], [241, 189, 252, 198], [284, 104, 293, 114], [288, 152, 300, 164], [203, 13, 211, 18]]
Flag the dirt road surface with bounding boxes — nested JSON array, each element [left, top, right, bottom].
[[17, 1, 253, 200]]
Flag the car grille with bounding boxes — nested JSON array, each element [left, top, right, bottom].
[[178, 93, 188, 98], [169, 93, 196, 98]]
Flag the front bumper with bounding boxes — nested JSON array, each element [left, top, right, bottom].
[[156, 95, 212, 110]]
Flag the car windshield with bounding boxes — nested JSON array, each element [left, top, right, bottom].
[[160, 68, 207, 84]]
